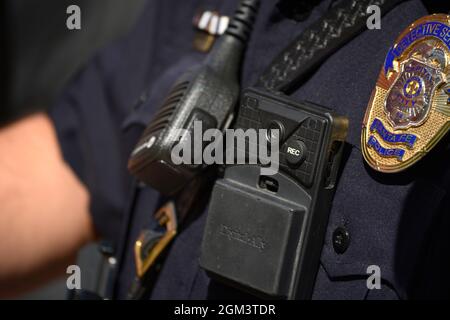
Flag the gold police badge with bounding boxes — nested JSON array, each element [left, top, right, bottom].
[[362, 14, 450, 172]]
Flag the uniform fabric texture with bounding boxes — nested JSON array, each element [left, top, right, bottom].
[[49, 0, 450, 299]]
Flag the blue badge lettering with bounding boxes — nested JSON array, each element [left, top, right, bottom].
[[370, 118, 417, 148], [367, 135, 405, 160], [384, 22, 450, 75], [445, 87, 450, 104]]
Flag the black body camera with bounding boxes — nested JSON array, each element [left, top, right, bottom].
[[200, 88, 348, 299]]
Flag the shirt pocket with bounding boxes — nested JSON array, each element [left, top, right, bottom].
[[316, 141, 447, 299]]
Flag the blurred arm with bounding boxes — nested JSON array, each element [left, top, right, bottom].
[[0, 113, 95, 298]]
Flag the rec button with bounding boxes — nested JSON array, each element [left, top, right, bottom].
[[285, 140, 307, 167]]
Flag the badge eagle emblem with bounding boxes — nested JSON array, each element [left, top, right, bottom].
[[362, 14, 450, 172]]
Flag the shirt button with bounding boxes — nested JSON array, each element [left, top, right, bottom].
[[332, 227, 350, 254]]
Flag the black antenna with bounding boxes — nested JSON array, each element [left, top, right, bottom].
[[206, 0, 260, 79]]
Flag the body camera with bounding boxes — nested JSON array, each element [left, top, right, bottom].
[[200, 87, 348, 299]]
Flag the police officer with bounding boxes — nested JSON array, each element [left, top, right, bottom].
[[0, 0, 449, 300]]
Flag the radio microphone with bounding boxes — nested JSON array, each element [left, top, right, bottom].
[[128, 0, 260, 195]]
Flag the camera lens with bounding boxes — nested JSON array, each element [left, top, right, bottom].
[[266, 120, 284, 143]]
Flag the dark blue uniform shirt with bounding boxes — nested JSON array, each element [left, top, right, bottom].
[[49, 0, 450, 299]]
